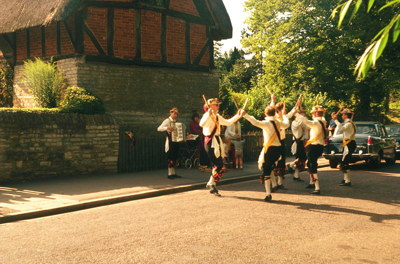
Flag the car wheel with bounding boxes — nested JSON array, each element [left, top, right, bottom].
[[385, 149, 396, 165], [370, 152, 383, 168], [329, 160, 338, 168]]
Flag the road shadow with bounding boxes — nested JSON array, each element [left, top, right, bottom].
[[221, 162, 400, 206]]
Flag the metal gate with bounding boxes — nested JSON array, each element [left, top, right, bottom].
[[118, 127, 166, 173]]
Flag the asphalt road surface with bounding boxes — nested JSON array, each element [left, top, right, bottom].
[[1, 162, 399, 264]]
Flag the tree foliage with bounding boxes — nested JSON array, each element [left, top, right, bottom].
[[332, 0, 400, 80], [241, 0, 399, 119], [22, 58, 65, 108]]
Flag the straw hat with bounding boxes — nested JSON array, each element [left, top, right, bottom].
[[310, 105, 326, 113], [207, 98, 222, 105]]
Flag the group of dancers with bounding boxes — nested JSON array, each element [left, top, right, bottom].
[[158, 95, 356, 201]]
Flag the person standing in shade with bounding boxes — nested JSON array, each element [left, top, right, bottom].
[[189, 111, 210, 170], [332, 109, 356, 186], [328, 112, 337, 137], [289, 109, 309, 182], [157, 107, 182, 179], [200, 98, 245, 196], [225, 120, 242, 168], [244, 106, 282, 202], [296, 105, 327, 195]]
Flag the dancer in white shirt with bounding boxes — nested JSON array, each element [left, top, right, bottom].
[[200, 98, 245, 196]]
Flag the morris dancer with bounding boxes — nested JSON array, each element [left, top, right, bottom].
[[157, 107, 182, 179], [296, 105, 327, 194], [200, 98, 245, 196], [270, 94, 296, 190], [289, 109, 309, 182], [332, 109, 356, 186], [244, 106, 282, 202]]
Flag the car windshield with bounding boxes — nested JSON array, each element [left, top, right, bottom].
[[386, 125, 400, 136], [335, 124, 377, 136]]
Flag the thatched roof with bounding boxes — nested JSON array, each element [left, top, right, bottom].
[[0, 0, 231, 39], [0, 0, 83, 34], [207, 0, 232, 40]]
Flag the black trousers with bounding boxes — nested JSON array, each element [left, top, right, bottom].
[[204, 136, 223, 172], [263, 146, 282, 179], [341, 140, 356, 170], [276, 140, 286, 169], [167, 141, 180, 167], [295, 139, 307, 161], [306, 144, 324, 174]]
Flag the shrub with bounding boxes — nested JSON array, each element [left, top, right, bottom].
[[0, 61, 13, 107], [22, 58, 64, 108], [60, 86, 105, 114]]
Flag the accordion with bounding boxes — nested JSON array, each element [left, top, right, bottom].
[[171, 122, 186, 142]]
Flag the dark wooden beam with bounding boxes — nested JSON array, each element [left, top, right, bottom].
[[63, 21, 77, 52], [56, 22, 61, 55], [41, 26, 46, 57], [193, 39, 210, 65], [135, 9, 141, 60], [75, 11, 85, 54], [26, 28, 30, 58], [206, 26, 214, 68], [161, 13, 166, 63], [107, 8, 114, 56], [13, 32, 17, 64], [83, 22, 106, 55], [185, 22, 190, 64]]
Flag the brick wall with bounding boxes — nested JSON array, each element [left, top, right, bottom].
[[55, 57, 219, 135], [85, 8, 108, 55], [0, 112, 119, 183], [141, 10, 162, 61], [114, 8, 136, 58], [167, 17, 185, 64]]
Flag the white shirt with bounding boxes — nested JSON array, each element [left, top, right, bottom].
[[275, 114, 290, 140], [335, 119, 356, 140], [199, 111, 241, 136], [297, 115, 327, 145], [157, 117, 176, 152], [291, 114, 310, 140], [244, 114, 281, 147]]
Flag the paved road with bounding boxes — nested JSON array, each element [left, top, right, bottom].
[[0, 162, 399, 263]]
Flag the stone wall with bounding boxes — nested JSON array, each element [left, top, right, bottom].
[[0, 112, 119, 183], [13, 57, 219, 136]]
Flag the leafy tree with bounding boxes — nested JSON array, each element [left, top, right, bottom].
[[332, 0, 400, 80], [242, 0, 399, 119]]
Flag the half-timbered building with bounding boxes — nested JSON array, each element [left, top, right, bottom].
[[0, 0, 232, 133]]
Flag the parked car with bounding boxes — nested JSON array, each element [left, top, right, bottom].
[[323, 121, 397, 168], [386, 124, 400, 159]]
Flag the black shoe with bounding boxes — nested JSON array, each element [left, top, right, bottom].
[[264, 195, 272, 202], [209, 185, 221, 196], [293, 177, 304, 182], [277, 184, 287, 190], [271, 186, 278, 192], [167, 175, 175, 179], [172, 174, 182, 178], [286, 165, 294, 174], [340, 179, 345, 184], [311, 190, 321, 195], [339, 182, 351, 186], [305, 184, 315, 189]]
